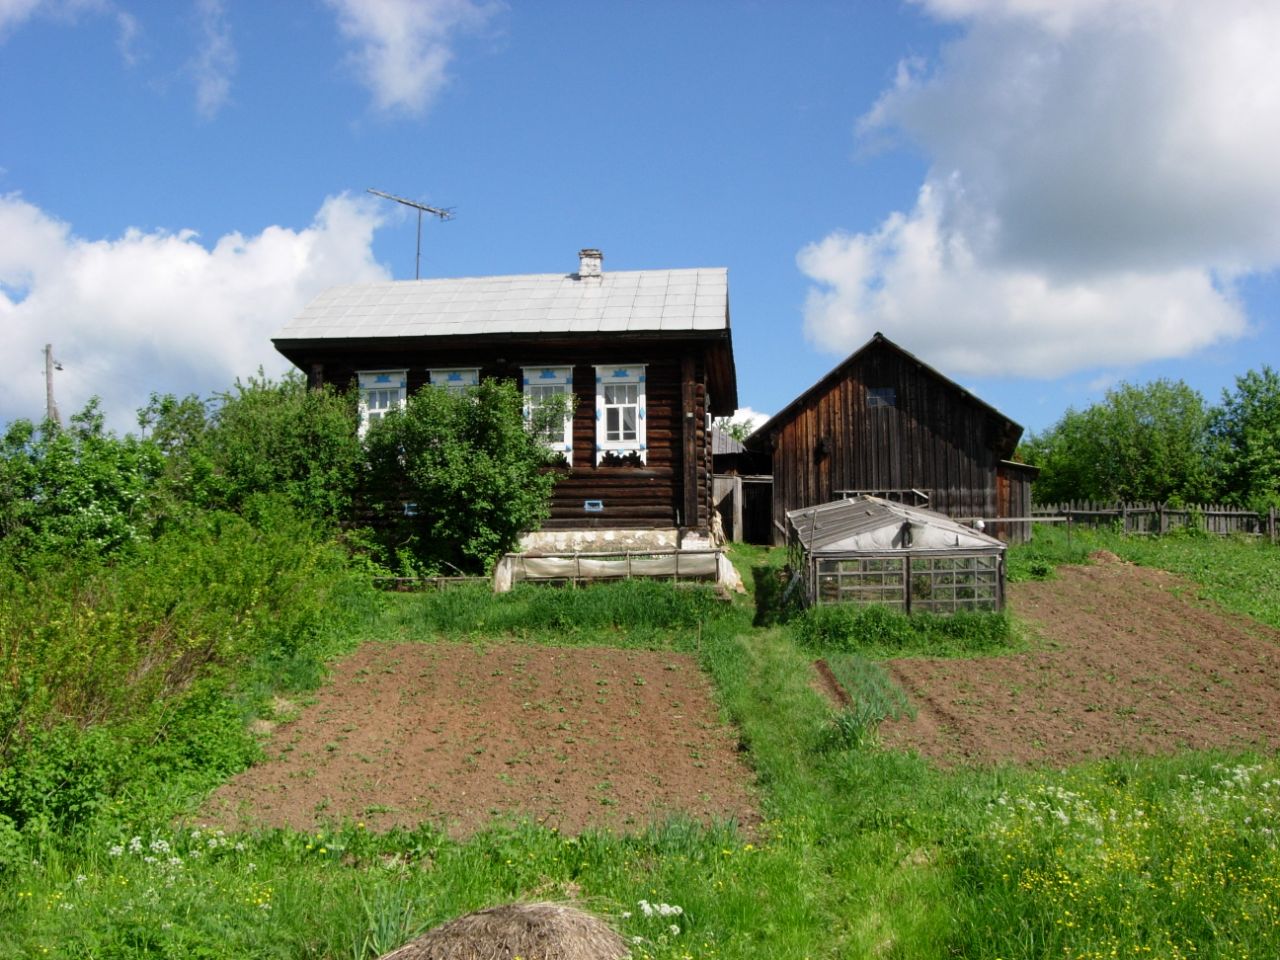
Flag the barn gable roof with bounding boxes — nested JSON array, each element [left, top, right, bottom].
[[747, 332, 1024, 459]]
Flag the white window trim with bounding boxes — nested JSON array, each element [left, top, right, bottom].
[[522, 366, 574, 465], [428, 367, 480, 392], [356, 369, 407, 438], [595, 364, 646, 465]]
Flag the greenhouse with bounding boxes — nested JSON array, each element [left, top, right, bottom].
[[786, 496, 1006, 612]]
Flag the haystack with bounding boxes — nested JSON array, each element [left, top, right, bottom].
[[377, 901, 630, 960]]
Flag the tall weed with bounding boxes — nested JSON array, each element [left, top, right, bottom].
[[0, 499, 378, 830], [791, 603, 1016, 659], [381, 579, 728, 649]]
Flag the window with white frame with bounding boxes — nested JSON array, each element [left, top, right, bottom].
[[357, 370, 407, 437], [595, 365, 646, 464], [428, 367, 479, 393], [522, 366, 574, 464]]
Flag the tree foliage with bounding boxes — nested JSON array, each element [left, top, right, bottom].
[[1212, 366, 1280, 510], [1022, 379, 1217, 504], [363, 379, 560, 575], [0, 401, 163, 560], [139, 371, 363, 524]]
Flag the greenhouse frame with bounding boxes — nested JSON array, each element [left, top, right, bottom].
[[786, 496, 1007, 613]]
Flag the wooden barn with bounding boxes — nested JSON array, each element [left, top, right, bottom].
[[272, 249, 737, 543], [747, 333, 1036, 544]]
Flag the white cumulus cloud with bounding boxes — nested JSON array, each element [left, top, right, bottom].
[[0, 193, 389, 430], [325, 0, 498, 115], [801, 0, 1280, 377]]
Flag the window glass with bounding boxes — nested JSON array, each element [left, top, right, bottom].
[[523, 367, 573, 463], [595, 365, 646, 464], [356, 370, 407, 437]]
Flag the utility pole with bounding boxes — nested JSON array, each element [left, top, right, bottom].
[[366, 188, 454, 280], [44, 343, 62, 427]]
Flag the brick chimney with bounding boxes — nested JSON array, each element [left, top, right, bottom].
[[578, 248, 603, 278]]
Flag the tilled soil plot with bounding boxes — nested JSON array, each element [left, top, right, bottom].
[[880, 559, 1280, 766], [202, 643, 756, 836]]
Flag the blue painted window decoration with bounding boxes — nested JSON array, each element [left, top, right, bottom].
[[356, 369, 407, 438], [521, 365, 573, 464], [428, 368, 479, 393], [594, 364, 647, 465]]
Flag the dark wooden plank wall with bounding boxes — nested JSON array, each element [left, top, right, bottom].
[[769, 345, 1004, 541], [308, 341, 712, 533], [994, 462, 1036, 543]]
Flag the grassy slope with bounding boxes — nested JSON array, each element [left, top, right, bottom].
[[4, 536, 1280, 958]]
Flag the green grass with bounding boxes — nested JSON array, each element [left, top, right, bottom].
[[376, 578, 731, 649], [790, 602, 1020, 658], [1006, 522, 1095, 581], [5, 538, 1280, 957]]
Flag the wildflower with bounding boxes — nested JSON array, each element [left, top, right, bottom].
[[128, 837, 143, 854], [669, 925, 680, 936], [621, 911, 632, 919], [107, 845, 123, 858]]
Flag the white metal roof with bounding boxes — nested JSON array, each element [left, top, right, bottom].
[[787, 496, 1006, 555], [275, 267, 729, 341]]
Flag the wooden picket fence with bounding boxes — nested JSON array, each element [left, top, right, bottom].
[[1032, 500, 1279, 542]]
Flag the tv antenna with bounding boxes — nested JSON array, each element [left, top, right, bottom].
[[366, 188, 454, 280]]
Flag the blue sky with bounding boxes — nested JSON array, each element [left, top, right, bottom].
[[2, 0, 1278, 437]]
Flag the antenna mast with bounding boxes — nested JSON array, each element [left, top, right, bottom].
[[366, 188, 454, 280], [44, 343, 63, 427]]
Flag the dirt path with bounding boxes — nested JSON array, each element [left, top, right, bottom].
[[202, 643, 756, 837], [880, 560, 1280, 766]]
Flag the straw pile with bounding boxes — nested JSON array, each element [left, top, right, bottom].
[[377, 901, 630, 960]]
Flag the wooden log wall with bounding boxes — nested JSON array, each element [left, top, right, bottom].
[[305, 340, 715, 533]]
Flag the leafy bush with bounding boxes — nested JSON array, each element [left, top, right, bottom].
[[0, 402, 163, 561], [141, 372, 363, 524], [362, 379, 561, 574], [791, 603, 1015, 658]]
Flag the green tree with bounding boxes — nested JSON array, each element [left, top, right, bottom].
[[1023, 379, 1216, 504], [363, 379, 560, 574], [712, 415, 759, 443], [139, 372, 363, 524], [1213, 366, 1280, 509], [0, 400, 164, 559]]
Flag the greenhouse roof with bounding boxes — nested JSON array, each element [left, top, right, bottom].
[[786, 496, 1006, 556]]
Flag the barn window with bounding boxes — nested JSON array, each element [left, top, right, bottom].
[[595, 364, 646, 465], [867, 386, 896, 409], [428, 368, 480, 393], [356, 369, 407, 438], [523, 366, 574, 465]]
